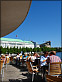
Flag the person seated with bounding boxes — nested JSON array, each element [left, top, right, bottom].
[[16, 53, 20, 65], [49, 51, 61, 63], [27, 54, 31, 61], [23, 54, 28, 60], [40, 51, 49, 66], [40, 51, 49, 79], [22, 54, 28, 63], [30, 53, 37, 65], [5, 54, 9, 59], [16, 53, 20, 58], [1, 55, 6, 64], [20, 55, 23, 60], [21, 53, 28, 66]]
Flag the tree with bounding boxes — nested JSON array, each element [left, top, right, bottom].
[[6, 46, 10, 53], [9, 47, 14, 54], [37, 47, 41, 52], [18, 47, 22, 53], [33, 48, 37, 52], [22, 48, 26, 53]]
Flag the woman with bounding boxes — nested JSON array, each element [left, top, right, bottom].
[[30, 53, 37, 65]]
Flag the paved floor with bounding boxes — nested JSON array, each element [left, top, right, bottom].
[[1, 64, 43, 82]]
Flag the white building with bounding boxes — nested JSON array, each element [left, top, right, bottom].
[[0, 38, 34, 48]]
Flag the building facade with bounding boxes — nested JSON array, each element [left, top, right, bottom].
[[31, 41, 40, 48], [40, 41, 51, 48], [0, 38, 51, 48], [0, 38, 34, 48]]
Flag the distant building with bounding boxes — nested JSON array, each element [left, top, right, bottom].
[[0, 38, 51, 48], [31, 41, 40, 48], [0, 38, 34, 48], [36, 44, 40, 48], [40, 41, 51, 47]]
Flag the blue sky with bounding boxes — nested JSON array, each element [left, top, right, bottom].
[[3, 1, 61, 47]]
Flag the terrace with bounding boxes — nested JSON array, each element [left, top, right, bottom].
[[0, 64, 42, 82]]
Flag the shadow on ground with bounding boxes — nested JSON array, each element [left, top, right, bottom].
[[11, 63, 28, 72], [9, 64, 47, 82], [9, 74, 46, 82]]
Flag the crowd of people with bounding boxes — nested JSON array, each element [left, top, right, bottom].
[[13, 52, 40, 66], [13, 51, 61, 81], [12, 51, 61, 68], [0, 51, 61, 82], [0, 51, 61, 66]]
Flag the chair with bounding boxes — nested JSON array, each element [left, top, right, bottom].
[[46, 75, 62, 82], [48, 62, 62, 76], [21, 59, 27, 66], [5, 57, 10, 70], [46, 62, 62, 82], [0, 60, 4, 81], [26, 61, 39, 82], [9, 56, 13, 64], [10, 56, 13, 61]]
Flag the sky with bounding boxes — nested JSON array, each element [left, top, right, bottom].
[[3, 1, 61, 47]]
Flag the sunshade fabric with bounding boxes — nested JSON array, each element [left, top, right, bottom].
[[1, 0, 31, 37]]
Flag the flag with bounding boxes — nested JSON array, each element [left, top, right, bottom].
[[16, 35, 17, 37]]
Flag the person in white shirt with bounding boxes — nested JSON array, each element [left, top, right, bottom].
[[40, 51, 49, 81], [16, 53, 20, 58], [40, 53, 49, 66], [16, 53, 20, 65], [30, 53, 37, 65]]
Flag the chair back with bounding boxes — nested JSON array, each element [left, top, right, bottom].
[[9, 56, 13, 62], [48, 62, 62, 75], [26, 61, 33, 73], [46, 75, 62, 82], [0, 60, 4, 73], [35, 58, 40, 66], [6, 57, 10, 64], [26, 61, 39, 82]]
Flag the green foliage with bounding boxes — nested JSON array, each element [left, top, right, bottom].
[[18, 47, 22, 53], [36, 47, 41, 52], [6, 47, 10, 54], [9, 47, 14, 54], [41, 47, 56, 52], [22, 48, 26, 53], [56, 47, 62, 52], [26, 47, 33, 52], [33, 48, 37, 52], [0, 46, 62, 54]]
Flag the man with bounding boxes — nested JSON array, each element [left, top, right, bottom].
[[49, 51, 61, 63], [16, 53, 20, 65], [40, 51, 49, 66], [40, 51, 49, 81]]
